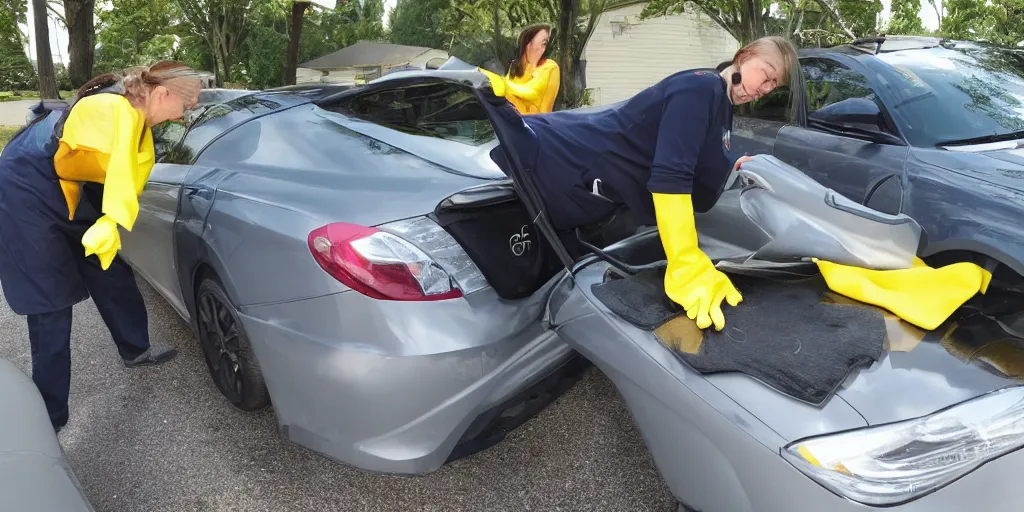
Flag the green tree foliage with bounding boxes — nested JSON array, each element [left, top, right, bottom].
[[637, 0, 880, 47], [301, 0, 386, 63], [886, 0, 925, 35], [77, 0, 1024, 114], [94, 0, 183, 74], [0, 0, 37, 90], [941, 0, 1024, 45]]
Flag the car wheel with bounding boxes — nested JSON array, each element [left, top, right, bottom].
[[196, 276, 270, 411]]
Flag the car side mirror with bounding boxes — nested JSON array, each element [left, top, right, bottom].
[[809, 97, 882, 128], [808, 98, 903, 145]]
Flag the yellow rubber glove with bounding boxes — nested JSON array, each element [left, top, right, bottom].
[[653, 193, 743, 331], [478, 67, 508, 97], [815, 257, 992, 331], [81, 215, 122, 270]]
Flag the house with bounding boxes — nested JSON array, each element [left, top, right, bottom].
[[298, 41, 450, 85], [581, 1, 740, 106]]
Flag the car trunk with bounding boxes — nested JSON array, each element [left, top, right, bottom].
[[428, 182, 567, 300], [429, 180, 641, 300]]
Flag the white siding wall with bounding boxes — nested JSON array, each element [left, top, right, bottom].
[[582, 2, 740, 105]]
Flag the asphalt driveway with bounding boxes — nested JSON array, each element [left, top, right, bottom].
[[0, 278, 676, 512], [0, 100, 34, 126]]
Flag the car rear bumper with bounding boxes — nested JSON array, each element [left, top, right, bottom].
[[235, 287, 579, 475]]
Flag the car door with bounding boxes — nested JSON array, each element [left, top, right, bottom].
[[118, 120, 194, 317], [772, 57, 909, 214]]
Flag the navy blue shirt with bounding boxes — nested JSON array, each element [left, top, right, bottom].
[[522, 69, 737, 229]]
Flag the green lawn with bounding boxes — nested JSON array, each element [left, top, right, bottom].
[[0, 90, 76, 102], [0, 126, 20, 152]]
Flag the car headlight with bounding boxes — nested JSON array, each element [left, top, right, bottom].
[[782, 385, 1024, 506]]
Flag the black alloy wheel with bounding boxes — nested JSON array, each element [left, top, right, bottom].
[[196, 277, 271, 411]]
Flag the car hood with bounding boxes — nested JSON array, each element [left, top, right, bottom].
[[833, 305, 1024, 426], [915, 144, 1024, 190]]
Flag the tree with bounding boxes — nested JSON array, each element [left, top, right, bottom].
[[941, 0, 1001, 41], [639, 0, 776, 44], [389, 0, 459, 50], [0, 0, 37, 91], [94, 0, 184, 73], [552, 0, 606, 108], [286, 1, 311, 85], [32, 0, 60, 98], [886, 0, 925, 35], [63, 0, 96, 87], [638, 0, 863, 46], [175, 0, 257, 84]]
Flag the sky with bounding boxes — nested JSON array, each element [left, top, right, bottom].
[[22, 0, 939, 67]]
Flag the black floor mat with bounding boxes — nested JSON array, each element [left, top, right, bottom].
[[591, 266, 887, 406]]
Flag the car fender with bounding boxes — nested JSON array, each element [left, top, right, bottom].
[[904, 159, 1024, 279]]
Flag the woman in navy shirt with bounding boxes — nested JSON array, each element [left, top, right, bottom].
[[480, 36, 799, 332]]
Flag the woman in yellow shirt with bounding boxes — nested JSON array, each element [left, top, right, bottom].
[[0, 61, 202, 432], [496, 23, 561, 114]]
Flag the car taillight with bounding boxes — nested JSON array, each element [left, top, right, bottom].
[[307, 222, 463, 301]]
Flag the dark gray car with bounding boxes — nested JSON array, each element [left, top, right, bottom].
[[729, 35, 1024, 294]]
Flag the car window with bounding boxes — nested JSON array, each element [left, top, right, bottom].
[[874, 46, 1024, 146], [735, 85, 792, 123], [801, 58, 890, 134], [152, 120, 189, 164], [153, 95, 288, 165], [330, 82, 496, 146]]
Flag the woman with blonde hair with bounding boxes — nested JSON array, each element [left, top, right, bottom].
[[0, 61, 203, 432], [482, 23, 561, 114], [482, 36, 799, 332]]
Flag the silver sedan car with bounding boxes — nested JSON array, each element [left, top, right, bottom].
[[105, 80, 586, 476]]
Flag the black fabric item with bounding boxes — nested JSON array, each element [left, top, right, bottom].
[[591, 264, 677, 330], [591, 267, 887, 406], [433, 199, 565, 300]]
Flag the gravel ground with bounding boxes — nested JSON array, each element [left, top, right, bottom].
[[0, 278, 677, 512]]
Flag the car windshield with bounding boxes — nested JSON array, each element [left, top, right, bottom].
[[874, 45, 1024, 146]]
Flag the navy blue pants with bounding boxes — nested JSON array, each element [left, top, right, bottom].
[[27, 253, 150, 428]]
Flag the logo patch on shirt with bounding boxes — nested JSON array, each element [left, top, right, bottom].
[[722, 129, 731, 152]]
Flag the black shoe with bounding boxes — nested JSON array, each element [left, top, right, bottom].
[[123, 345, 178, 368]]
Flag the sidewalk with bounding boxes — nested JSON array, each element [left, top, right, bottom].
[[0, 100, 35, 126]]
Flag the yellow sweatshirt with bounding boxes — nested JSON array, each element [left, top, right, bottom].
[[53, 93, 155, 270], [504, 59, 561, 115]]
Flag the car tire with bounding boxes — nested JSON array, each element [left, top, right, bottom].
[[196, 276, 270, 412]]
